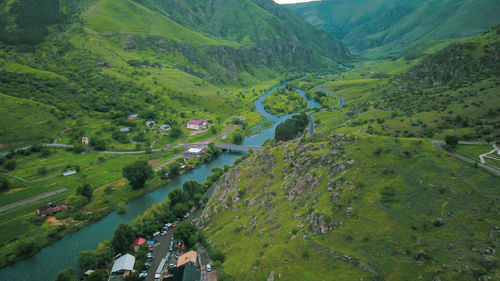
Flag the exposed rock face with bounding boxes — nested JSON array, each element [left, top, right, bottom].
[[310, 213, 342, 234], [415, 249, 429, 260]]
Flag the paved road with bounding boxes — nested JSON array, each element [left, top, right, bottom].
[[0, 187, 67, 215], [432, 141, 500, 176], [144, 210, 205, 281], [307, 85, 345, 136]]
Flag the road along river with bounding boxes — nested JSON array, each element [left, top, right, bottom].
[[0, 83, 320, 281]]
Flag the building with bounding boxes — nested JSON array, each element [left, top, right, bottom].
[[133, 237, 146, 252], [36, 202, 69, 216], [82, 137, 89, 145], [110, 254, 135, 279], [165, 264, 200, 281], [177, 251, 198, 268], [63, 170, 77, 176], [160, 124, 171, 131], [128, 114, 139, 120], [184, 148, 204, 159], [186, 120, 207, 131], [146, 121, 156, 128], [120, 128, 130, 134]]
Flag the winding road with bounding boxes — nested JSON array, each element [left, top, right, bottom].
[[307, 85, 344, 136], [432, 141, 500, 176]]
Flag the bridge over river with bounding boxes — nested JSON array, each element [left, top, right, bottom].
[[214, 143, 264, 152]]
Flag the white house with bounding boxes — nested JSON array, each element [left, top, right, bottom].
[[187, 120, 208, 131], [111, 254, 135, 275], [160, 124, 171, 131], [184, 147, 204, 159], [145, 121, 156, 128]]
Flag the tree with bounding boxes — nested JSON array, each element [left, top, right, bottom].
[[170, 127, 182, 138], [183, 180, 201, 197], [174, 222, 199, 249], [90, 138, 107, 150], [122, 161, 154, 189], [173, 203, 188, 218], [444, 135, 459, 147], [112, 223, 135, 253], [55, 268, 77, 281], [232, 132, 243, 144], [66, 195, 89, 210], [0, 177, 11, 192], [168, 164, 180, 177], [77, 184, 93, 200], [78, 250, 98, 270], [87, 269, 108, 281]]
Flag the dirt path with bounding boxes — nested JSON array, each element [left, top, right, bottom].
[[0, 187, 67, 215], [151, 135, 162, 149], [53, 128, 72, 144], [0, 172, 30, 183]]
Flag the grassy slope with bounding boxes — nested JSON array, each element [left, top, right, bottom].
[[311, 27, 500, 142], [288, 0, 500, 58], [0, 93, 66, 144], [201, 134, 499, 280]]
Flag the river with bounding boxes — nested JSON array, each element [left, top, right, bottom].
[[0, 83, 320, 281]]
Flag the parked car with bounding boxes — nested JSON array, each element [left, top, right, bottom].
[[144, 262, 151, 269], [206, 264, 212, 272], [169, 263, 176, 269], [139, 271, 148, 278]]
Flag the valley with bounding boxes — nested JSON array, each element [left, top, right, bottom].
[[0, 1, 498, 281]]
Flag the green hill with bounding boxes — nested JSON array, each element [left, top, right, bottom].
[[287, 0, 500, 58], [0, 0, 349, 148], [200, 134, 499, 280]]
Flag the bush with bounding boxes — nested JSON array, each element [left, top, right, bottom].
[[444, 135, 459, 147], [0, 177, 11, 191], [122, 161, 154, 189], [55, 268, 77, 281]]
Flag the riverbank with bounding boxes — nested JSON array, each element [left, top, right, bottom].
[[0, 81, 322, 280]]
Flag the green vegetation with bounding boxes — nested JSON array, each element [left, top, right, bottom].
[[289, 0, 500, 57], [200, 134, 500, 280], [274, 113, 308, 141], [263, 86, 307, 116], [122, 161, 154, 190]]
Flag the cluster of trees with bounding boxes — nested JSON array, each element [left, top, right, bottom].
[[274, 113, 308, 141], [0, 0, 66, 46], [122, 161, 154, 190]]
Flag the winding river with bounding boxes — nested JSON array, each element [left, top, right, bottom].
[[0, 83, 320, 281]]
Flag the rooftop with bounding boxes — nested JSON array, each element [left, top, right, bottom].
[[186, 148, 203, 154], [111, 254, 135, 273], [187, 120, 203, 125], [177, 251, 197, 267]]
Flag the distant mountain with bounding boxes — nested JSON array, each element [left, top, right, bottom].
[[287, 0, 500, 57], [0, 0, 349, 145]]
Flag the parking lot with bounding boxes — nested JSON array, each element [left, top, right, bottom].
[[143, 210, 214, 281]]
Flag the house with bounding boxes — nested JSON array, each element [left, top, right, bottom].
[[186, 120, 207, 131], [165, 264, 200, 281], [82, 137, 89, 145], [184, 148, 204, 159], [160, 124, 171, 131], [120, 128, 130, 134], [36, 202, 69, 216], [63, 170, 77, 176], [146, 121, 156, 128], [128, 114, 139, 120], [133, 237, 146, 252], [110, 254, 135, 277], [177, 251, 198, 268]]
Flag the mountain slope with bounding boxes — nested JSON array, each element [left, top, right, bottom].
[[199, 134, 500, 280], [288, 0, 500, 57], [0, 0, 349, 147]]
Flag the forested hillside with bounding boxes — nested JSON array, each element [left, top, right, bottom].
[[288, 0, 500, 57], [0, 0, 348, 147]]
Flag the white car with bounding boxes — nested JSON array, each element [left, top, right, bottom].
[[206, 264, 212, 272], [139, 271, 148, 278]]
